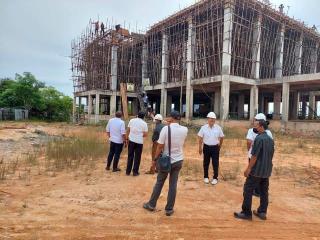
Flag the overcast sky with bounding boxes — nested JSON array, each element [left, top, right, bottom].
[[1, 0, 319, 96]]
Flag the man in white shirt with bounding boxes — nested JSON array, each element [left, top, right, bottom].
[[143, 111, 188, 216], [198, 112, 224, 185], [106, 111, 126, 172], [246, 113, 273, 196], [126, 111, 148, 176]]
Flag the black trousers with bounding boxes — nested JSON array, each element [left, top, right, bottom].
[[126, 141, 143, 175], [107, 142, 124, 169], [242, 175, 269, 216], [203, 144, 220, 179], [248, 158, 260, 195]]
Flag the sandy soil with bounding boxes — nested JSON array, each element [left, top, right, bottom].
[[0, 122, 320, 240]]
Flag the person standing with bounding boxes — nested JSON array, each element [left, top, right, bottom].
[[143, 111, 188, 216], [126, 111, 148, 176], [106, 111, 126, 172], [198, 112, 224, 185], [146, 114, 164, 174], [234, 120, 275, 220], [247, 113, 273, 196]]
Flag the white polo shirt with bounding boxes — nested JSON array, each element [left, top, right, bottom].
[[106, 117, 126, 144], [197, 124, 224, 146], [128, 118, 148, 144], [246, 128, 273, 158], [158, 123, 188, 164]]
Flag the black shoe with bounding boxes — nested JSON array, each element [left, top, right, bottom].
[[105, 166, 110, 171], [165, 209, 174, 216], [234, 212, 252, 220], [143, 202, 155, 212], [112, 168, 121, 172], [253, 210, 267, 220], [126, 172, 130, 176], [133, 172, 140, 176]]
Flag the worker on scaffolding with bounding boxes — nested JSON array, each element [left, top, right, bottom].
[[93, 21, 99, 35], [100, 22, 105, 35]]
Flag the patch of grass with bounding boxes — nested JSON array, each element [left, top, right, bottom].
[[222, 162, 241, 181]]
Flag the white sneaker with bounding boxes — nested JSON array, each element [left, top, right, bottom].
[[211, 179, 218, 185], [204, 178, 209, 184]]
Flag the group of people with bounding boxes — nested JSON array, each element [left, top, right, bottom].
[[106, 110, 274, 220]]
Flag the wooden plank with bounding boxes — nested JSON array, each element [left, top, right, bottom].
[[120, 83, 129, 120]]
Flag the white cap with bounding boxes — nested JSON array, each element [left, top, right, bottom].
[[154, 114, 163, 121], [207, 112, 217, 119], [255, 113, 266, 121]]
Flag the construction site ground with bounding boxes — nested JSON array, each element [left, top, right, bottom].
[[0, 121, 320, 240]]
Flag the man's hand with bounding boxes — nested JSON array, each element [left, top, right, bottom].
[[199, 147, 202, 155], [244, 167, 251, 178]]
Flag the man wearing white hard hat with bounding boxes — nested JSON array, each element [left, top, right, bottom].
[[246, 113, 273, 196], [146, 114, 164, 174], [198, 112, 224, 185]]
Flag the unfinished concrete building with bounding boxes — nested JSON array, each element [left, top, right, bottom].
[[72, 0, 320, 130]]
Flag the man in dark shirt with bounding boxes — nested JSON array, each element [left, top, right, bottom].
[[145, 114, 164, 174], [234, 120, 274, 220]]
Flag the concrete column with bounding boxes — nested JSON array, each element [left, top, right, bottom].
[[160, 88, 167, 117], [214, 90, 221, 117], [294, 33, 303, 74], [110, 94, 117, 116], [274, 91, 281, 120], [222, 0, 234, 75], [186, 18, 195, 122], [250, 85, 259, 120], [95, 93, 100, 123], [251, 14, 262, 79], [111, 45, 118, 91], [142, 44, 148, 84], [73, 96, 77, 123], [291, 91, 299, 120], [167, 94, 172, 116], [310, 43, 319, 74], [238, 94, 245, 119], [220, 80, 230, 121], [309, 92, 316, 119], [275, 24, 285, 78], [160, 33, 168, 117], [281, 82, 290, 122], [88, 95, 93, 123]]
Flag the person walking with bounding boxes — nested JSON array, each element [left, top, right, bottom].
[[105, 111, 126, 172], [143, 111, 188, 216], [145, 114, 164, 174], [246, 113, 273, 196], [234, 119, 275, 221], [198, 112, 224, 185], [126, 111, 148, 176]]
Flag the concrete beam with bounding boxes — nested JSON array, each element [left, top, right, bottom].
[[251, 14, 262, 79], [275, 24, 285, 78], [249, 85, 258, 120], [259, 72, 320, 85], [222, 0, 234, 75], [74, 90, 137, 98]]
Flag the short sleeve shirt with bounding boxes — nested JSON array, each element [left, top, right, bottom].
[[250, 132, 275, 178], [106, 117, 126, 144], [197, 124, 224, 146], [158, 123, 188, 164], [128, 118, 148, 144], [247, 128, 273, 158]]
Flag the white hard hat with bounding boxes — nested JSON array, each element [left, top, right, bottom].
[[154, 114, 163, 121], [255, 113, 266, 121], [207, 112, 217, 119]]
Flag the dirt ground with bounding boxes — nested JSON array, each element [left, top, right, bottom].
[[0, 121, 320, 240]]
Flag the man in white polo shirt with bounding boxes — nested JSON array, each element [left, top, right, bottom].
[[198, 112, 224, 185], [143, 111, 188, 216], [126, 111, 148, 176], [106, 111, 126, 172]]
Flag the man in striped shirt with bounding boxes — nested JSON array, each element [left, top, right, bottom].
[[234, 119, 275, 221]]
